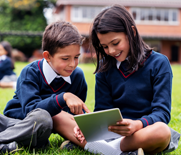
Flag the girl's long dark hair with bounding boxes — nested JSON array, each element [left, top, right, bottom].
[[0, 41, 15, 69], [90, 4, 152, 73]]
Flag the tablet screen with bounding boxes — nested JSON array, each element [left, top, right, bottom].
[[74, 108, 123, 142]]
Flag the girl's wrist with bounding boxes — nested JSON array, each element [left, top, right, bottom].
[[135, 120, 143, 131]]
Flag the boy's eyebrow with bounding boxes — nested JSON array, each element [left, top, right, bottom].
[[75, 53, 81, 56], [61, 53, 81, 57]]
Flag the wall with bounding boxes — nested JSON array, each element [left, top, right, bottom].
[[161, 40, 181, 63]]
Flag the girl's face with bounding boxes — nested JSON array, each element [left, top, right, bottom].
[[0, 44, 8, 56], [43, 44, 80, 77], [97, 32, 130, 62]]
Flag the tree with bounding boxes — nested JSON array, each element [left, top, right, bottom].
[[0, 0, 56, 57]]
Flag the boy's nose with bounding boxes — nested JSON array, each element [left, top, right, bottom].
[[69, 60, 75, 67]]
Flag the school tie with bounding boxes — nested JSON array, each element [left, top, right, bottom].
[[119, 59, 131, 74], [50, 77, 65, 91]]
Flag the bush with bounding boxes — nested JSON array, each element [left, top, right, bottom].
[[0, 0, 53, 57]]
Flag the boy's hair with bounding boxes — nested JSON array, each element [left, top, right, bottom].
[[90, 4, 152, 73], [42, 21, 84, 56], [0, 41, 14, 69]]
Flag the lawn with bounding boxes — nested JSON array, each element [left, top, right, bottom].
[[0, 62, 180, 155]]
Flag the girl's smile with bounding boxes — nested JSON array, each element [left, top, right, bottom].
[[114, 51, 122, 58], [97, 32, 130, 62]]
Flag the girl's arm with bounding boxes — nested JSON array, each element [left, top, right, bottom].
[[140, 72, 172, 127], [139, 56, 172, 127]]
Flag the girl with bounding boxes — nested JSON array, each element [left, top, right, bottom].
[[0, 41, 17, 89], [74, 4, 180, 155]]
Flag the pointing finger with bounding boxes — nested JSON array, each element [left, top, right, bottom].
[[82, 104, 91, 113]]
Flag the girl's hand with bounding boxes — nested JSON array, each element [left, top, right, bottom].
[[108, 119, 143, 136], [63, 92, 90, 114], [74, 125, 85, 143]]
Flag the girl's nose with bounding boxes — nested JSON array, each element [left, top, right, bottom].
[[108, 47, 115, 54]]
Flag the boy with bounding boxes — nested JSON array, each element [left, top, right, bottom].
[[0, 21, 90, 153]]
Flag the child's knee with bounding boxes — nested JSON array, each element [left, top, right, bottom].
[[28, 108, 53, 130], [155, 122, 171, 142]]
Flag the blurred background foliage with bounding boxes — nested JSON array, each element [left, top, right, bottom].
[[0, 0, 56, 57]]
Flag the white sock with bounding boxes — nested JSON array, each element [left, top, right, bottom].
[[13, 82, 17, 90], [108, 137, 123, 150], [84, 140, 122, 155]]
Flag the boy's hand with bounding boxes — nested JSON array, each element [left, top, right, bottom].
[[108, 119, 143, 136], [63, 92, 90, 114], [74, 125, 86, 143]]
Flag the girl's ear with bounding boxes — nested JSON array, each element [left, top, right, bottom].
[[43, 51, 51, 62], [131, 26, 136, 37]]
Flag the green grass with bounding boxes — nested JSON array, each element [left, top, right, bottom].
[[0, 62, 181, 154]]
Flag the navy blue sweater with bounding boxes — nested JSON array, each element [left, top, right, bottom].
[[0, 56, 15, 80], [4, 59, 87, 119], [95, 51, 172, 127]]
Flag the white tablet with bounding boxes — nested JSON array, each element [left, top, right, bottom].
[[74, 108, 123, 142]]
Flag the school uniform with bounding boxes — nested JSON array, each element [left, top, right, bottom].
[[0, 55, 17, 81], [1, 58, 87, 147], [95, 51, 180, 152]]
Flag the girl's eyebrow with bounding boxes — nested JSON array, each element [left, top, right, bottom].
[[101, 38, 118, 46]]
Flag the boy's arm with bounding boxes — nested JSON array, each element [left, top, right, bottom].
[[17, 78, 66, 117], [74, 68, 87, 103], [4, 63, 66, 118], [12, 65, 89, 118], [67, 67, 88, 113]]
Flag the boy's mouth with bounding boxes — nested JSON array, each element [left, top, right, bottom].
[[65, 69, 74, 73]]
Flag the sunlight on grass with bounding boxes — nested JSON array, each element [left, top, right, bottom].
[[0, 62, 181, 154]]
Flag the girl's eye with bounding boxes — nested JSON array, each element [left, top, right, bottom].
[[103, 46, 108, 49], [113, 42, 119, 46]]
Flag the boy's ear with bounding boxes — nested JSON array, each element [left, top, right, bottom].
[[43, 51, 51, 62], [131, 26, 136, 37]]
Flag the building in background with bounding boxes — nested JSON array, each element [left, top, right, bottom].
[[51, 0, 181, 63]]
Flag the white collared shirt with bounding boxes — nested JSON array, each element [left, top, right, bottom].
[[116, 57, 129, 69], [116, 61, 121, 69], [0, 55, 7, 61], [42, 59, 71, 85]]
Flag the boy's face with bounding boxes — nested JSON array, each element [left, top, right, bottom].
[[44, 44, 80, 77]]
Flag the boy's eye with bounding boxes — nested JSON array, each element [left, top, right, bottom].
[[62, 58, 68, 60], [75, 56, 79, 59]]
